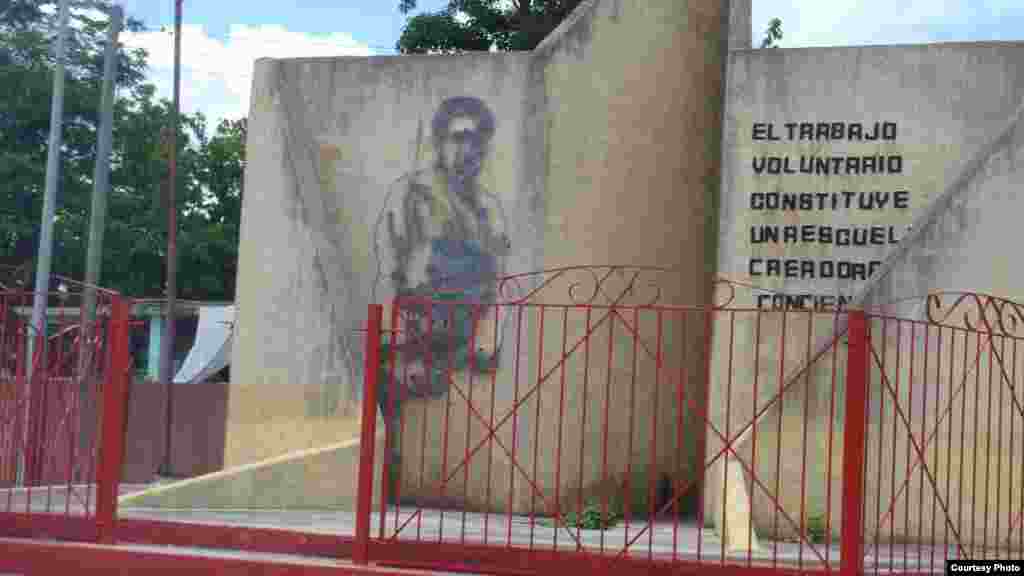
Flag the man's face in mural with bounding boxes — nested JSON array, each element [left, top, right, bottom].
[[433, 97, 494, 202], [440, 116, 484, 184]]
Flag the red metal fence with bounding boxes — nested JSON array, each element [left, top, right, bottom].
[[0, 284, 132, 544], [860, 293, 1024, 571], [4, 266, 1024, 576], [352, 268, 1024, 575]]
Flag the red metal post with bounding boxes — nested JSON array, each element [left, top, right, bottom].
[[354, 304, 382, 565], [841, 310, 869, 576], [25, 327, 48, 487], [379, 301, 400, 539], [95, 295, 131, 544], [9, 316, 27, 501]]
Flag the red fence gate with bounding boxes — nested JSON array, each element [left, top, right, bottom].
[[860, 293, 1024, 571], [4, 267, 1023, 576], [0, 283, 132, 544], [353, 269, 1024, 575]]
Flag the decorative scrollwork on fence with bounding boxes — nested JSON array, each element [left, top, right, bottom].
[[925, 292, 1024, 336], [427, 265, 776, 309], [493, 265, 674, 306]]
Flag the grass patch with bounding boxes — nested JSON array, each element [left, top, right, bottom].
[[806, 513, 829, 544], [539, 498, 624, 531]]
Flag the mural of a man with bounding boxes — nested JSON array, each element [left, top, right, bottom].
[[373, 96, 511, 421]]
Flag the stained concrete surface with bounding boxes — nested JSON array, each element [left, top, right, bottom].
[[3, 485, 963, 572], [2, 489, 964, 573], [117, 432, 383, 511], [113, 506, 956, 573], [0, 484, 150, 515], [0, 537, 455, 575]]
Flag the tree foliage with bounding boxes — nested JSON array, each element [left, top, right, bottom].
[[761, 17, 783, 49], [397, 0, 585, 53], [0, 0, 245, 302], [398, 2, 785, 54]]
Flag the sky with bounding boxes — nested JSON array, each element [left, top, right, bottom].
[[107, 0, 1024, 126]]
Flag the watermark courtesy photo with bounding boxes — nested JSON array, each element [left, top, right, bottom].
[[949, 560, 1024, 574]]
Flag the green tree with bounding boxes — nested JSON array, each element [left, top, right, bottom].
[[761, 17, 783, 48], [176, 117, 246, 301], [0, 0, 150, 272], [398, 2, 785, 54], [0, 1, 247, 302], [397, 0, 586, 53]]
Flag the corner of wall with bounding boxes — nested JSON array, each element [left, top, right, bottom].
[[728, 0, 753, 51], [531, 0, 600, 57]]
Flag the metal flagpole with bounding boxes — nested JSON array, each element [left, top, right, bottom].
[[82, 5, 123, 372], [158, 0, 183, 477], [22, 0, 72, 486], [28, 0, 72, 376]]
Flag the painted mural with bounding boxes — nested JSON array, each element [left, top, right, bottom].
[[372, 96, 512, 423]]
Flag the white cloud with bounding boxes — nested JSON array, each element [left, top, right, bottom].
[[113, 2, 1022, 125], [121, 24, 372, 125], [751, 0, 1016, 48]]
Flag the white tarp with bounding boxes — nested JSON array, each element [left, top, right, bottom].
[[173, 305, 234, 384]]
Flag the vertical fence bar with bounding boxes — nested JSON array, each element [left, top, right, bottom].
[[553, 306, 568, 550], [576, 307, 592, 550], [438, 304, 457, 544], [697, 307, 714, 563], [529, 306, 547, 550], [417, 300, 432, 540], [624, 307, 639, 550], [750, 309, 763, 567], [649, 309, 663, 559], [505, 305, 525, 547], [387, 297, 403, 537], [11, 317, 26, 506], [826, 309, 840, 570], [672, 309, 688, 563], [841, 310, 870, 576], [462, 303, 480, 545], [95, 294, 130, 544], [482, 303, 500, 547], [354, 304, 383, 566], [381, 301, 399, 539], [25, 327, 46, 489], [772, 310, 787, 567]]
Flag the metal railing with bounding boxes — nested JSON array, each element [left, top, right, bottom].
[[0, 284, 132, 544], [353, 269, 1024, 575]]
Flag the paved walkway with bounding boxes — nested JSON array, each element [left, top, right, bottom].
[[117, 507, 957, 573], [1, 484, 149, 515], [1, 486, 964, 574], [0, 536, 466, 575]]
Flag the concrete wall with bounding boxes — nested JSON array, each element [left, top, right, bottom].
[[527, 0, 729, 515], [218, 0, 1024, 550], [852, 98, 1024, 550], [720, 42, 1024, 307], [222, 0, 729, 515], [229, 52, 537, 472], [729, 0, 752, 51], [714, 42, 1024, 543]]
